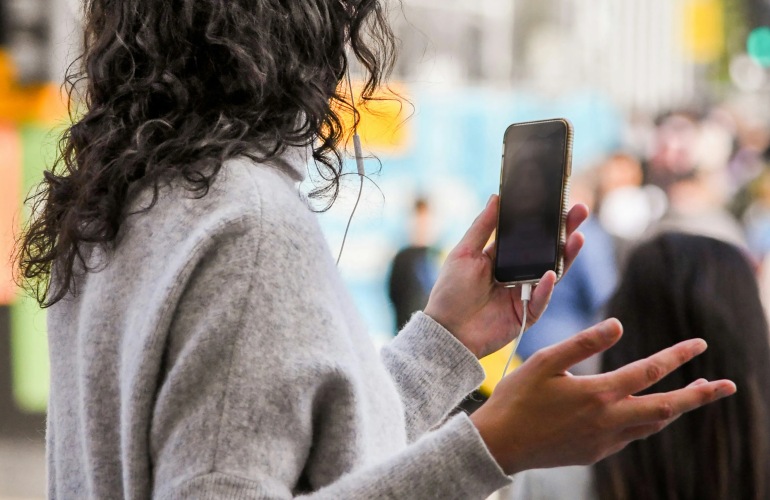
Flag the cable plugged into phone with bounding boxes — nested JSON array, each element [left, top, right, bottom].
[[501, 283, 532, 380]]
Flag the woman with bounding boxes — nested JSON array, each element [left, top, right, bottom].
[[510, 233, 770, 500], [17, 1, 734, 498]]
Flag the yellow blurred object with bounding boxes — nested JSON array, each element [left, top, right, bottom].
[[0, 50, 68, 124], [335, 82, 411, 155], [683, 0, 725, 63], [478, 342, 522, 396]]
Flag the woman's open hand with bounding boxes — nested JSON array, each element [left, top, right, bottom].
[[424, 194, 589, 359], [470, 319, 737, 474]]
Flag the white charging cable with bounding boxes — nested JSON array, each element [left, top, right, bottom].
[[501, 282, 532, 379]]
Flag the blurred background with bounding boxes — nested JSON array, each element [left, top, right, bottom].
[[2, 0, 770, 497]]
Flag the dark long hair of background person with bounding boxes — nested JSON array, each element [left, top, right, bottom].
[[16, 0, 397, 308], [595, 233, 770, 500]]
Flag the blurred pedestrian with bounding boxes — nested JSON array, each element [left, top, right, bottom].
[[388, 198, 441, 331], [647, 111, 745, 248], [596, 152, 667, 265]]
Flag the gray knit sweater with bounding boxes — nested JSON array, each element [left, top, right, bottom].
[[46, 148, 510, 499]]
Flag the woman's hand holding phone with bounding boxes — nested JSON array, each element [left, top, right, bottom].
[[423, 194, 588, 359]]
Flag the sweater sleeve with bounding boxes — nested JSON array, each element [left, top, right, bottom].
[[157, 415, 509, 499], [380, 313, 488, 441]]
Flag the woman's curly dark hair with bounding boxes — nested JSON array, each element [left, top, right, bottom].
[[16, 0, 397, 307]]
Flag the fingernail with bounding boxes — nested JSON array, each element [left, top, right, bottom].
[[487, 195, 495, 207], [598, 319, 617, 341], [691, 339, 707, 354], [716, 382, 737, 397]]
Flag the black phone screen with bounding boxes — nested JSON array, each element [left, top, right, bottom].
[[494, 120, 569, 283]]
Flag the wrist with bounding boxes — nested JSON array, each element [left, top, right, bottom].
[[470, 408, 516, 475], [470, 403, 527, 476], [423, 307, 481, 358]]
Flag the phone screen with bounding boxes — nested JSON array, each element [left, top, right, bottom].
[[494, 120, 569, 283]]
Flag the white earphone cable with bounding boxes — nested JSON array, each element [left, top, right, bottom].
[[336, 69, 365, 266]]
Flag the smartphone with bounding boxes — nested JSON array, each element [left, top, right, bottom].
[[494, 118, 573, 287]]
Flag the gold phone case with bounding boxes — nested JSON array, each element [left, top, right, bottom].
[[495, 118, 574, 288]]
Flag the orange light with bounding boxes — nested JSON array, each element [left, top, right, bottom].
[[335, 82, 411, 155], [0, 50, 69, 124]]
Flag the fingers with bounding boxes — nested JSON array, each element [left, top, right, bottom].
[[526, 271, 556, 321], [483, 239, 497, 261], [533, 318, 623, 373], [601, 339, 708, 396], [458, 195, 499, 255], [557, 204, 588, 278], [566, 203, 589, 235], [561, 231, 585, 277], [615, 379, 736, 426]]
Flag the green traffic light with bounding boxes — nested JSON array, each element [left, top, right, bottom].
[[748, 26, 770, 67]]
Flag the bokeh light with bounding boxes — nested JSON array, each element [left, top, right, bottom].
[[747, 26, 770, 67]]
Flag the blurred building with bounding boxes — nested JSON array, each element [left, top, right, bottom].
[[1, 0, 80, 84], [391, 0, 516, 83], [392, 0, 764, 116]]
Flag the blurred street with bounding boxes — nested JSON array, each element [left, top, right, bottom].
[[0, 438, 45, 499]]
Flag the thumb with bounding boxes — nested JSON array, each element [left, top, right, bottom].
[[457, 195, 498, 255], [535, 319, 623, 373]]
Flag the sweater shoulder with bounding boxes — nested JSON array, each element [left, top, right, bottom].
[[119, 156, 311, 258], [84, 156, 320, 324]]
